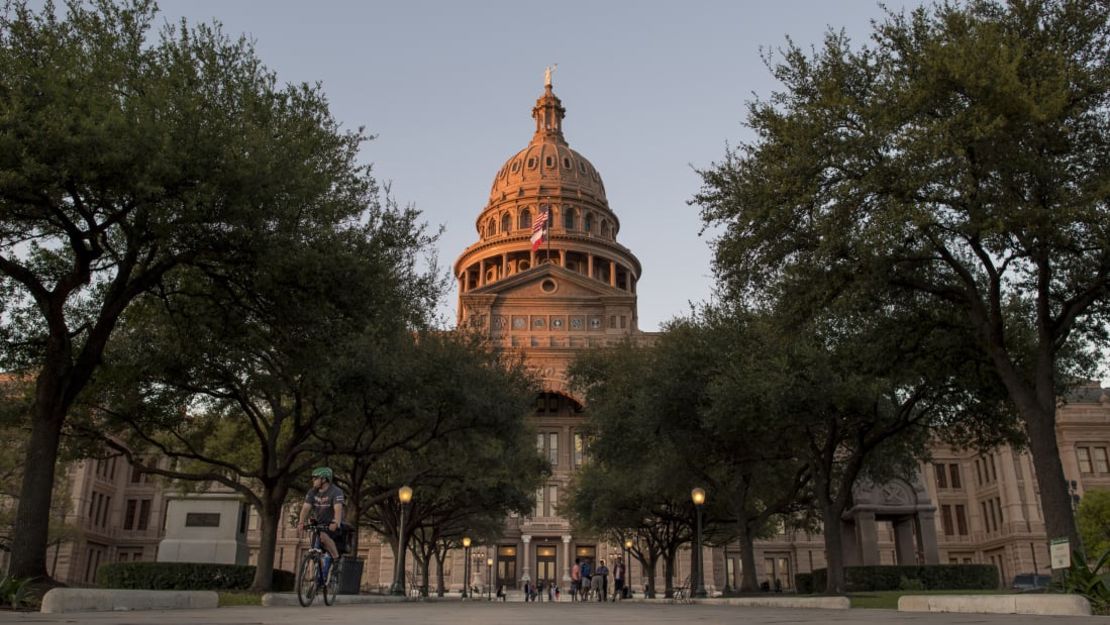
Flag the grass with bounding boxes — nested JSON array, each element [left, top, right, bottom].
[[218, 592, 263, 607], [849, 589, 1009, 609]]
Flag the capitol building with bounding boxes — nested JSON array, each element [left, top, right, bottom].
[[8, 79, 1110, 595]]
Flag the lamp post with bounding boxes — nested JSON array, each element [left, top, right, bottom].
[[691, 487, 707, 598], [462, 536, 472, 599], [486, 557, 494, 601], [390, 485, 413, 595], [624, 538, 634, 599]]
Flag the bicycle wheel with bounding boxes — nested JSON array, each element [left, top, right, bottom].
[[322, 558, 340, 606], [297, 554, 319, 607]]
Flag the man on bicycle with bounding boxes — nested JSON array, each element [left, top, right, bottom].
[[297, 467, 345, 583]]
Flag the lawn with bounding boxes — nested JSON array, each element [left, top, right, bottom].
[[218, 592, 263, 607], [849, 589, 1009, 609]]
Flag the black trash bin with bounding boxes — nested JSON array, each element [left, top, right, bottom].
[[337, 557, 364, 595]]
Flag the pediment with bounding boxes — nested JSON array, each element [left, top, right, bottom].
[[467, 263, 630, 300]]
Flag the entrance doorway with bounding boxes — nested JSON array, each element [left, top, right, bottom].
[[536, 545, 557, 585], [497, 545, 517, 589], [763, 554, 792, 590]]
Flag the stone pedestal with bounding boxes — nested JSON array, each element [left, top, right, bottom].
[[157, 493, 249, 565]]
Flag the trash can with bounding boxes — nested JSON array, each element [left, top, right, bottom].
[[337, 557, 364, 594]]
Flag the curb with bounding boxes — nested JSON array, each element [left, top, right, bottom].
[[40, 588, 218, 613], [898, 594, 1092, 616], [699, 596, 851, 609]]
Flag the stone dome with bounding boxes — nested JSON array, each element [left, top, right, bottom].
[[487, 84, 607, 205]]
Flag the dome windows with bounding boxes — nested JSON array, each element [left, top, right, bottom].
[[511, 160, 521, 173], [545, 156, 554, 168], [520, 208, 532, 230], [563, 207, 575, 230], [487, 217, 496, 237], [501, 213, 512, 233], [563, 157, 572, 169], [527, 157, 537, 169]]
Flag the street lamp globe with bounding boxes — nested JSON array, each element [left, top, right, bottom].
[[399, 485, 413, 503], [624, 538, 633, 550], [462, 536, 471, 548], [691, 487, 706, 506], [486, 557, 493, 567]]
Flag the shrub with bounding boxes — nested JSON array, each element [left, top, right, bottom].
[[0, 575, 33, 609], [810, 564, 998, 592], [98, 562, 294, 592], [794, 572, 815, 594], [1058, 550, 1110, 615], [898, 576, 926, 591]]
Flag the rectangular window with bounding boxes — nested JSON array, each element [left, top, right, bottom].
[[1094, 447, 1109, 474], [573, 432, 586, 466], [100, 495, 111, 527], [1078, 447, 1093, 473], [995, 498, 1004, 527], [535, 487, 545, 518], [620, 316, 627, 329], [981, 502, 990, 533], [941, 505, 954, 536], [976, 459, 984, 485], [935, 464, 947, 489], [130, 464, 143, 483], [988, 499, 998, 532], [955, 504, 969, 535], [537, 433, 545, 455], [989, 454, 998, 481], [548, 432, 558, 466], [949, 464, 961, 489], [609, 316, 616, 329], [88, 493, 97, 520], [547, 485, 558, 517], [138, 499, 152, 531], [124, 499, 137, 530]]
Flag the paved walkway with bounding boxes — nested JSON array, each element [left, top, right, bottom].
[[1, 602, 1106, 625]]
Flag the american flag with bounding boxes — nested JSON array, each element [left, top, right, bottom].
[[530, 208, 550, 252]]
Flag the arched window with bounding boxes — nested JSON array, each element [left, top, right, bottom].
[[602, 220, 611, 238], [501, 213, 512, 233], [563, 207, 575, 230], [487, 218, 496, 236], [584, 212, 593, 233], [519, 208, 532, 230]]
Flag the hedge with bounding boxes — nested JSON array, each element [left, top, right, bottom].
[[794, 572, 815, 594], [806, 564, 998, 592], [98, 562, 295, 592]]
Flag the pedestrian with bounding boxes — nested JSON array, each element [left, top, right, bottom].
[[571, 558, 581, 601], [590, 566, 604, 601], [613, 557, 625, 600], [580, 558, 593, 601], [596, 559, 610, 602]]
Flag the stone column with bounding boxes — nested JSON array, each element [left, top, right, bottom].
[[562, 535, 572, 582], [893, 517, 917, 565], [558, 249, 566, 267], [521, 535, 532, 584], [855, 511, 880, 565], [458, 274, 466, 295], [587, 254, 594, 280], [479, 258, 486, 287], [915, 511, 941, 564], [609, 260, 617, 287], [502, 253, 509, 277]]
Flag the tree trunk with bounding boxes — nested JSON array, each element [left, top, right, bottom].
[[643, 556, 658, 598], [821, 501, 846, 594], [251, 491, 286, 592], [737, 521, 760, 593], [1014, 390, 1080, 550], [435, 550, 447, 597], [663, 552, 675, 598], [418, 551, 431, 597], [9, 390, 65, 581]]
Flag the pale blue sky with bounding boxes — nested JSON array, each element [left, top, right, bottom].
[[153, 1, 920, 330]]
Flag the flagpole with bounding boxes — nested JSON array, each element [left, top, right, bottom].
[[545, 207, 552, 264]]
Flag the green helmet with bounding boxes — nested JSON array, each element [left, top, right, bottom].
[[311, 467, 333, 481]]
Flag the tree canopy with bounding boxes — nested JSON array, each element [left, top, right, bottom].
[[696, 0, 1110, 551]]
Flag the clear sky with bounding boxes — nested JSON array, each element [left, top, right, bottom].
[[150, 1, 921, 330]]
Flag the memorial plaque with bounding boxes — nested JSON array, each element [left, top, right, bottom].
[[185, 512, 221, 527]]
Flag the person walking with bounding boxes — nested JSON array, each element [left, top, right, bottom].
[[580, 558, 593, 601]]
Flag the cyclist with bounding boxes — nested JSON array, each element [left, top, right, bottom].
[[297, 467, 345, 585]]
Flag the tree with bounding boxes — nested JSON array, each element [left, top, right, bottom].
[[1078, 489, 1110, 559], [0, 0, 379, 579], [696, 0, 1110, 551], [322, 330, 546, 594]]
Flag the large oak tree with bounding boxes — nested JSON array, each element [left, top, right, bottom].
[[696, 0, 1110, 551]]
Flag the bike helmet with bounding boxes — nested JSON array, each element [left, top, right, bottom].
[[311, 467, 333, 481]]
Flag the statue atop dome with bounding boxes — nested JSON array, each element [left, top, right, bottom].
[[544, 64, 557, 87]]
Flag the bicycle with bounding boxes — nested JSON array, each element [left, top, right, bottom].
[[296, 522, 340, 607]]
